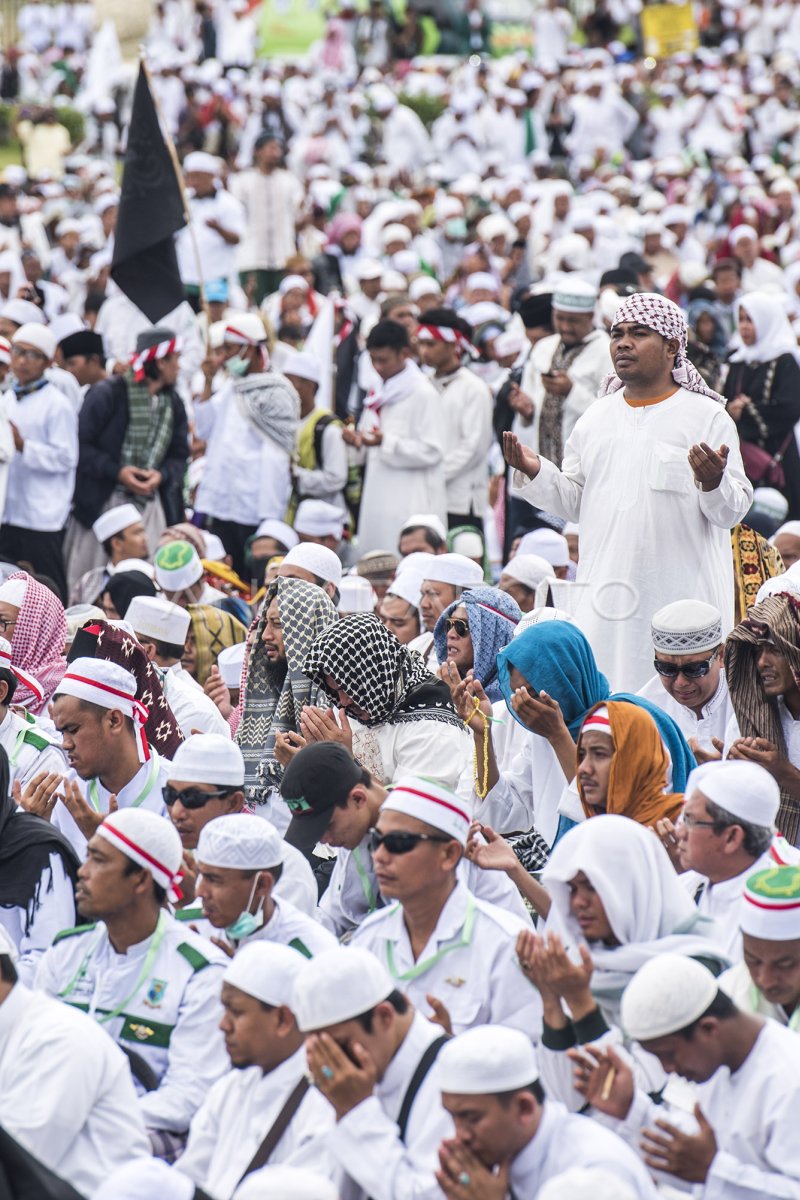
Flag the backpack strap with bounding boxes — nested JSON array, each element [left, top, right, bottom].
[[237, 1077, 310, 1183], [397, 1034, 450, 1143]]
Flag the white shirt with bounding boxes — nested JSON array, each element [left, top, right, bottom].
[[349, 712, 471, 792], [0, 705, 66, 791], [432, 366, 494, 517], [231, 168, 304, 272], [294, 413, 349, 511], [181, 894, 337, 958], [161, 662, 232, 738], [0, 982, 149, 1195], [176, 188, 246, 286], [51, 748, 170, 859], [638, 670, 735, 753], [0, 851, 75, 985], [178, 1047, 335, 1199], [2, 380, 78, 530]]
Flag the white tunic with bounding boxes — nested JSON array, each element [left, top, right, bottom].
[[432, 366, 494, 518], [2, 380, 78, 530], [0, 982, 149, 1197], [637, 671, 736, 753], [513, 388, 752, 691], [51, 749, 170, 859], [161, 662, 232, 738], [516, 329, 611, 455], [0, 705, 66, 791], [179, 895, 336, 958]]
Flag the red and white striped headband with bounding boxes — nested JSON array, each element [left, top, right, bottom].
[[130, 338, 178, 382], [0, 636, 43, 702], [0, 338, 11, 367], [223, 322, 264, 346], [581, 706, 612, 736], [417, 322, 480, 360], [59, 668, 150, 762], [98, 820, 181, 900]]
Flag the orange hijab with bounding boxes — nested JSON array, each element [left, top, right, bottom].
[[577, 700, 683, 826]]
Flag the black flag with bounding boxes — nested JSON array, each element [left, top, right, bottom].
[[111, 63, 186, 323]]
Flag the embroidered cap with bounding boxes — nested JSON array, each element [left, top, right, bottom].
[[197, 813, 283, 870], [280, 543, 342, 588], [154, 540, 204, 593], [438, 1025, 539, 1093], [552, 280, 597, 313], [292, 946, 394, 1031], [97, 808, 183, 901], [382, 776, 472, 846], [740, 865, 800, 941], [651, 599, 723, 655], [621, 954, 719, 1042]]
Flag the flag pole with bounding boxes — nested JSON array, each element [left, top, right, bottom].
[[138, 52, 211, 346]]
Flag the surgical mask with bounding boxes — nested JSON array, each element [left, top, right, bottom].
[[225, 353, 250, 377], [225, 872, 265, 941]]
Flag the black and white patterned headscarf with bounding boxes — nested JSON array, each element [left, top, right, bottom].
[[303, 613, 461, 729]]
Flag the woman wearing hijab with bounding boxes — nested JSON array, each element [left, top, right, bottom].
[[302, 613, 470, 789], [725, 291, 800, 515], [433, 585, 520, 702], [576, 702, 683, 825], [0, 572, 67, 716], [183, 604, 248, 687], [686, 298, 726, 391], [99, 569, 157, 620]]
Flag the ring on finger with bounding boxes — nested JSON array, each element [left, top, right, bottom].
[[458, 1173, 471, 1187], [321, 1064, 334, 1080]]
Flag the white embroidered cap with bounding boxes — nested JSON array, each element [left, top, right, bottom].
[[651, 599, 723, 655], [437, 1025, 539, 1093], [197, 813, 283, 869], [621, 954, 719, 1042]]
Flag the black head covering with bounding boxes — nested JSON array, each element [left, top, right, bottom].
[[104, 570, 157, 618], [58, 329, 105, 358]]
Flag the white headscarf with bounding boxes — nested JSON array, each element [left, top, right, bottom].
[[729, 291, 800, 364]]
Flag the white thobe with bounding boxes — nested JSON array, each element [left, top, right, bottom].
[[0, 983, 149, 1196], [51, 749, 169, 859], [176, 188, 245, 287], [231, 169, 303, 272], [516, 329, 611, 454], [161, 662, 232, 738], [513, 388, 752, 691], [432, 366, 494, 518], [2, 381, 77, 530], [637, 671, 736, 754]]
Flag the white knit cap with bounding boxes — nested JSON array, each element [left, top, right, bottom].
[[383, 776, 472, 845], [517, 529, 570, 567], [57, 657, 149, 762], [223, 313, 267, 344], [437, 1025, 539, 1093], [621, 954, 719, 1041], [740, 865, 800, 941], [233, 1167, 338, 1200], [12, 322, 56, 359], [651, 599, 723, 654], [91, 503, 141, 545], [197, 813, 283, 869], [281, 543, 342, 588], [338, 576, 377, 614], [0, 578, 26, 607], [254, 519, 299, 550], [97, 808, 183, 900], [126, 596, 190, 646], [387, 571, 421, 608], [422, 553, 483, 589], [224, 941, 306, 1006], [501, 554, 553, 590], [294, 500, 346, 539], [154, 541, 204, 592], [169, 734, 245, 787], [684, 760, 779, 829], [401, 513, 447, 542], [0, 635, 43, 702], [292, 946, 394, 1031], [218, 642, 246, 688], [95, 1160, 194, 1200]]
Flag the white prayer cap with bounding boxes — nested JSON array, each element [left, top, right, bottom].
[[338, 576, 377, 614], [438, 1025, 538, 1093], [466, 271, 499, 294], [622, 954, 719, 1042], [552, 281, 597, 313], [56, 657, 149, 762], [0, 577, 27, 607], [355, 257, 383, 281], [292, 946, 394, 1031], [517, 529, 570, 567], [398, 551, 436, 581], [154, 541, 204, 592], [493, 329, 525, 359], [49, 312, 84, 342], [501, 554, 553, 591], [280, 274, 309, 295], [538, 1168, 637, 1200], [254, 519, 299, 550], [125, 596, 190, 646], [381, 269, 408, 293], [224, 940, 305, 1006], [740, 865, 800, 941], [203, 532, 226, 563], [64, 604, 104, 639], [283, 350, 321, 385], [422, 553, 483, 590], [184, 150, 222, 174], [91, 503, 141, 545], [401, 513, 447, 542], [13, 322, 55, 359], [223, 313, 267, 344], [651, 599, 722, 654], [382, 222, 412, 247], [281, 543, 342, 588], [408, 276, 442, 302], [170, 733, 244, 787], [477, 213, 515, 245], [294, 500, 345, 539], [197, 813, 283, 870], [383, 775, 472, 845], [514, 607, 575, 637], [97, 808, 183, 900], [233, 1166, 338, 1200], [770, 519, 800, 544], [1, 298, 45, 327], [387, 571, 421, 608], [95, 1159, 194, 1200], [113, 558, 157, 580], [95, 192, 120, 214], [685, 760, 779, 829], [730, 224, 758, 243], [450, 531, 483, 561], [756, 572, 800, 604], [218, 642, 246, 688]]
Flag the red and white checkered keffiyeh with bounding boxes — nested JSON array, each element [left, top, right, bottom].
[[600, 292, 725, 404], [7, 572, 67, 714], [417, 322, 480, 360]]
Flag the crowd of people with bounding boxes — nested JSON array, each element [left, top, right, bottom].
[[3, 1, 800, 1198]]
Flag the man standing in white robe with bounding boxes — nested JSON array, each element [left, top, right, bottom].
[[504, 293, 752, 692]]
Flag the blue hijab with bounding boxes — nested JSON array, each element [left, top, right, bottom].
[[433, 586, 521, 703], [497, 621, 696, 791]]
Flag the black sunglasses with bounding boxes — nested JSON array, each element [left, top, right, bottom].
[[164, 784, 234, 810], [653, 653, 715, 680], [445, 617, 470, 637], [368, 827, 452, 855]]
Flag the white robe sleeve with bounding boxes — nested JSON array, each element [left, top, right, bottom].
[[512, 424, 585, 522], [695, 411, 753, 529], [331, 1094, 446, 1200]]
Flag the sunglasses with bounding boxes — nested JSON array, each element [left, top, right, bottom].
[[163, 785, 234, 810], [445, 617, 470, 638], [653, 653, 715, 680], [368, 827, 452, 855]]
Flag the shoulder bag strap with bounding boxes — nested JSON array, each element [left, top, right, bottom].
[[397, 1034, 450, 1143], [237, 1076, 310, 1184]]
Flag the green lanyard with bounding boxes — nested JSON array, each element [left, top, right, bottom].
[[59, 911, 168, 1025], [353, 845, 377, 915], [385, 894, 477, 982], [89, 754, 158, 814]]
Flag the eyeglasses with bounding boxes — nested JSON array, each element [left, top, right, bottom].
[[0, 618, 16, 633], [163, 784, 233, 810], [678, 811, 722, 831], [10, 346, 45, 361], [653, 653, 715, 680], [368, 827, 452, 855], [445, 617, 470, 638]]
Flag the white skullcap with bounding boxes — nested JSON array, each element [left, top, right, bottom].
[[386, 572, 421, 608], [494, 329, 526, 358], [292, 946, 394, 1031], [283, 350, 321, 385], [730, 224, 758, 243], [501, 554, 552, 591], [218, 642, 246, 688], [97, 808, 183, 900], [154, 541, 203, 592], [422, 553, 483, 589], [338, 576, 377, 614], [279, 274, 309, 295], [294, 500, 345, 539], [224, 940, 306, 1006], [514, 607, 575, 637], [401, 513, 447, 542], [233, 1166, 338, 1200], [651, 599, 723, 654], [1, 298, 45, 327], [57, 657, 149, 762], [740, 865, 800, 941], [0, 577, 27, 607], [203, 532, 227, 563], [552, 280, 597, 312], [281, 543, 342, 588], [438, 1025, 538, 1093], [355, 257, 384, 281], [538, 1168, 637, 1200], [382, 222, 412, 247], [450, 531, 483, 560], [170, 733, 244, 788], [50, 312, 84, 342], [383, 775, 472, 845], [517, 529, 570, 567], [223, 313, 267, 344], [254, 519, 299, 550], [408, 275, 442, 301], [13, 322, 56, 359], [197, 813, 283, 870], [184, 150, 221, 174], [94, 1159, 194, 1200], [621, 954, 719, 1042], [126, 596, 189, 646], [112, 558, 156, 581], [398, 551, 436, 581], [685, 760, 779, 829], [771, 519, 800, 544], [91, 503, 142, 545], [466, 271, 499, 294]]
